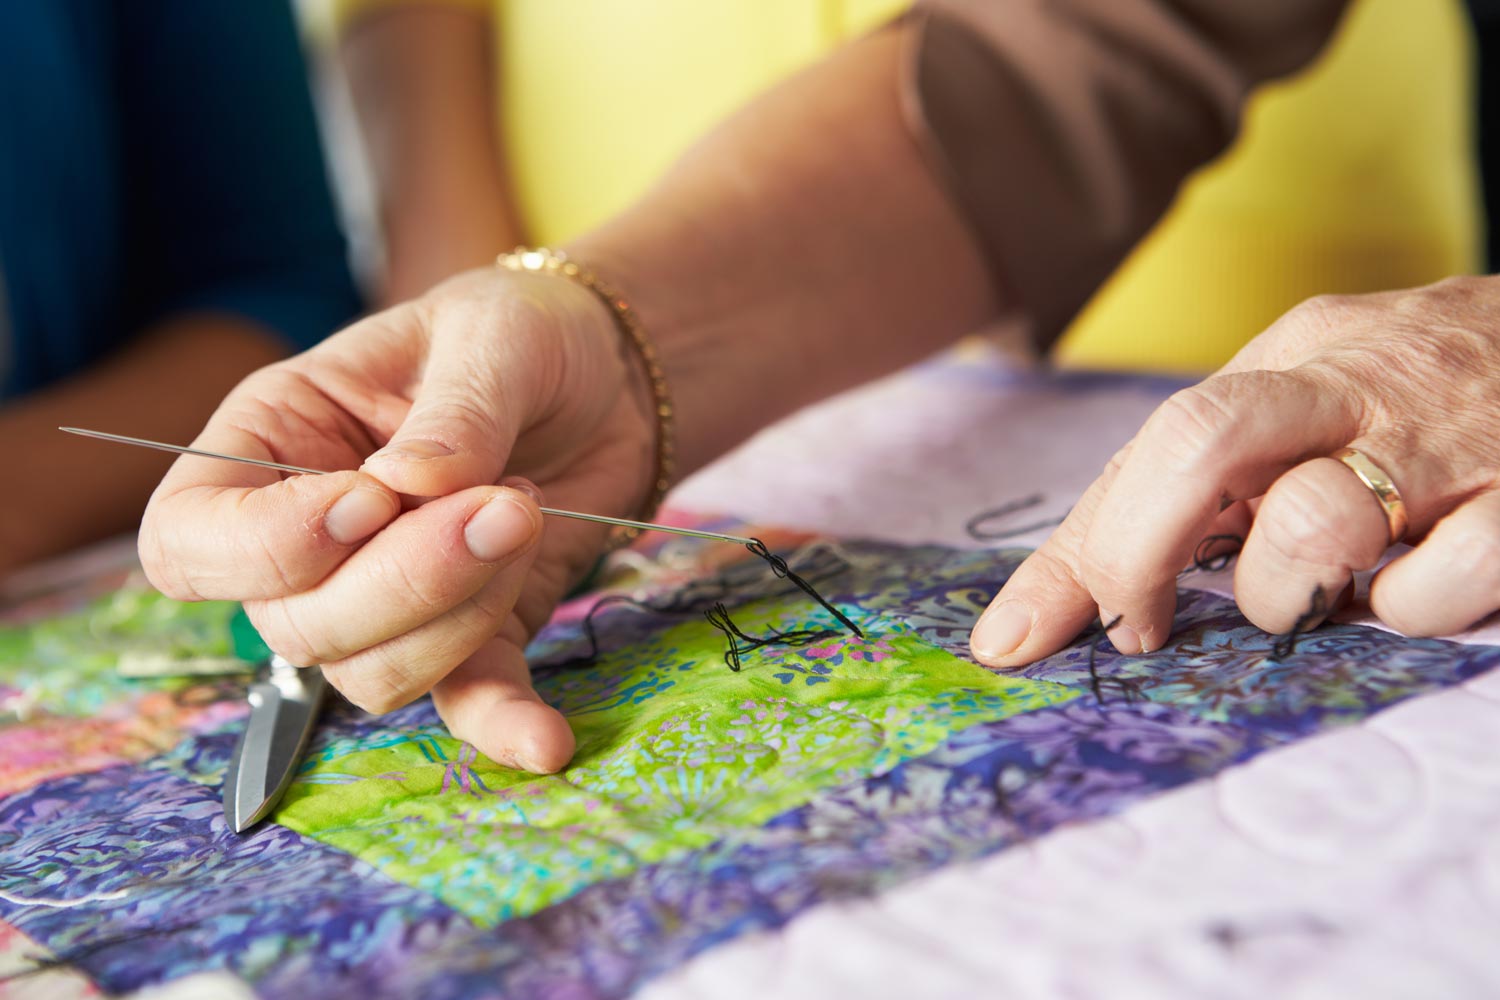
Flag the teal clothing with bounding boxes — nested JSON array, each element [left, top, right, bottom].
[[0, 1, 359, 399]]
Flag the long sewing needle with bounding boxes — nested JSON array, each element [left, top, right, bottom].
[[59, 427, 757, 547]]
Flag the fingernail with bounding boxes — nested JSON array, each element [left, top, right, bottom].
[[1099, 608, 1144, 655], [464, 495, 538, 562], [501, 476, 543, 505], [371, 439, 454, 464], [491, 746, 540, 773], [972, 600, 1034, 661], [326, 487, 396, 545]]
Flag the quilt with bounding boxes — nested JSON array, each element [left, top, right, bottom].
[[3, 520, 1498, 999]]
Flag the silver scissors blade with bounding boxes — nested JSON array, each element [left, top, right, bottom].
[[222, 655, 327, 833]]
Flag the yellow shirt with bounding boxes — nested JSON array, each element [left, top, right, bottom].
[[329, 0, 1478, 374], [1057, 0, 1479, 373]]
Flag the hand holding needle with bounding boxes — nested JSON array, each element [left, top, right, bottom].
[[59, 427, 755, 547]]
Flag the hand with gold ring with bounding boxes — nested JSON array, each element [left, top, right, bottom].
[[1331, 447, 1408, 545], [970, 275, 1500, 665]]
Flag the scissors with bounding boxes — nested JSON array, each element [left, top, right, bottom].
[[223, 606, 327, 833], [58, 428, 762, 832]]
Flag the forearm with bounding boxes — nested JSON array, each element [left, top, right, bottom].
[[341, 5, 524, 302], [570, 27, 997, 477], [1, 317, 289, 571]]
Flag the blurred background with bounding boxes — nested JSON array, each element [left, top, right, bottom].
[[295, 0, 1483, 373], [0, 0, 1486, 575]]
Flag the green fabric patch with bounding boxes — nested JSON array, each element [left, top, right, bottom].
[[1, 588, 245, 718], [277, 596, 1077, 925]]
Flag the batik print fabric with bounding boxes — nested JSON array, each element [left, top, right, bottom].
[[0, 582, 247, 798], [1, 530, 1498, 999]]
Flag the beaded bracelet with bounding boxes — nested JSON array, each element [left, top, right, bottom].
[[497, 247, 674, 550]]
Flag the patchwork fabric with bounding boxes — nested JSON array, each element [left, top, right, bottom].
[[2, 533, 1497, 999]]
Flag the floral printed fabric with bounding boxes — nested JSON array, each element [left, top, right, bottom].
[[1, 535, 1498, 999]]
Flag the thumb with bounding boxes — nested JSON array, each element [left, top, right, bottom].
[[362, 325, 519, 497], [432, 620, 577, 774]]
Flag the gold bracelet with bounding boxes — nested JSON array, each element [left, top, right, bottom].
[[497, 247, 674, 549]]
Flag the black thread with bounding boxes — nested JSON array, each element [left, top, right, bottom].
[[1078, 530, 1243, 707], [965, 494, 1067, 541], [702, 601, 841, 672], [574, 593, 666, 662], [1085, 616, 1121, 703], [1205, 913, 1338, 952], [1082, 615, 1146, 706], [1188, 533, 1244, 574], [962, 493, 1246, 700], [988, 752, 1076, 840], [549, 540, 864, 673], [1271, 586, 1330, 659], [992, 770, 1015, 820], [547, 591, 718, 671], [744, 538, 864, 639], [703, 603, 744, 671]]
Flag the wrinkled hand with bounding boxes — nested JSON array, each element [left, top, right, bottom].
[[972, 276, 1500, 665], [140, 267, 655, 771]]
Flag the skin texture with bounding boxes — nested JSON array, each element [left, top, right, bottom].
[[141, 29, 995, 771], [971, 277, 1500, 663], [141, 269, 655, 773], [139, 23, 1500, 771], [340, 5, 525, 304], [1, 316, 291, 576]]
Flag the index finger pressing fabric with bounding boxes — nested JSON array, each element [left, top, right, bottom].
[[2, 518, 1499, 998]]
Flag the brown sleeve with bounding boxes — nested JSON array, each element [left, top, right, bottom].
[[902, 0, 1349, 347]]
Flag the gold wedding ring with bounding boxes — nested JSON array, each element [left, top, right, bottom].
[[1332, 447, 1409, 544]]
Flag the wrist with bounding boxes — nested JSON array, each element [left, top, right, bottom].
[[561, 235, 730, 480], [382, 187, 521, 297], [498, 248, 672, 544]]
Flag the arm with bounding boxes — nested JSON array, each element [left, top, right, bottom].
[[573, 0, 1348, 472], [340, 3, 526, 303], [136, 28, 991, 773], [2, 1, 359, 574], [570, 28, 996, 475], [139, 4, 1349, 771], [338, 0, 1349, 476], [0, 317, 287, 572]]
